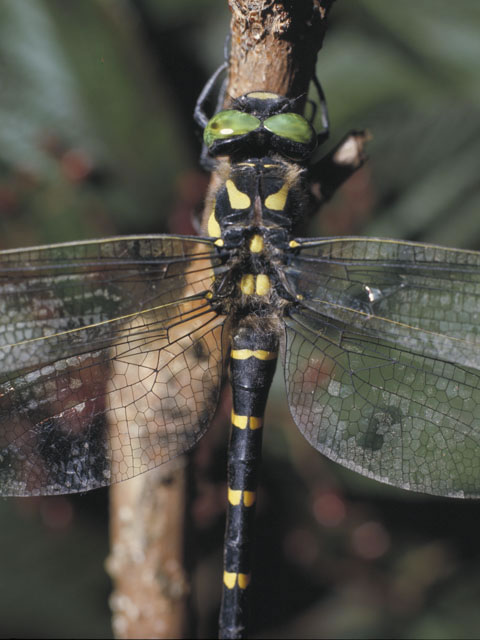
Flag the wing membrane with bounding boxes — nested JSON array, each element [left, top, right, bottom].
[[283, 237, 480, 497], [284, 237, 480, 368], [0, 235, 227, 495], [283, 308, 480, 498], [0, 234, 224, 371]]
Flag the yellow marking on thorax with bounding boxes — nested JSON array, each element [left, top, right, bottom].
[[249, 234, 264, 253], [240, 274, 255, 295], [239, 273, 270, 296], [255, 274, 270, 295], [289, 240, 300, 248], [231, 349, 277, 361], [214, 238, 224, 247], [265, 182, 289, 211], [207, 199, 221, 237], [226, 179, 251, 209], [223, 572, 251, 590], [231, 411, 263, 430]]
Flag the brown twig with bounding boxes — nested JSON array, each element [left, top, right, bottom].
[[309, 130, 371, 207], [226, 0, 370, 214], [205, 0, 367, 224], [107, 460, 190, 639], [227, 0, 336, 102]]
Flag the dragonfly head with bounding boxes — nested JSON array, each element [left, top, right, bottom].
[[203, 91, 318, 162]]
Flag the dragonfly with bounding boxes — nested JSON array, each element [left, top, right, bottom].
[[2, 63, 480, 640]]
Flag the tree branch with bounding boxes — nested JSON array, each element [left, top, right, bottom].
[[227, 0, 336, 102], [309, 130, 371, 207], [107, 461, 190, 639]]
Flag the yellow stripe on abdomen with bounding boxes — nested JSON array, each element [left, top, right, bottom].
[[231, 411, 263, 430], [223, 572, 251, 590], [228, 488, 257, 506], [230, 349, 277, 361]]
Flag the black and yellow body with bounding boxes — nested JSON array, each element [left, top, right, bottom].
[[208, 161, 296, 637], [219, 326, 277, 639], [205, 157, 310, 239], [201, 91, 322, 638]]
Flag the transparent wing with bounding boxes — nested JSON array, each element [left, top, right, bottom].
[[284, 309, 480, 498], [284, 237, 480, 368], [282, 237, 480, 498], [0, 235, 227, 496]]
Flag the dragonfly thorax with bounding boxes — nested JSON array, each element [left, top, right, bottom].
[[210, 223, 294, 321], [204, 156, 311, 240]]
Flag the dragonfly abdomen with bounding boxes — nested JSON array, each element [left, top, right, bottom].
[[219, 324, 278, 639]]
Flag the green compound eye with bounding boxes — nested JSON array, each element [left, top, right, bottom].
[[204, 110, 261, 147], [263, 113, 315, 144]]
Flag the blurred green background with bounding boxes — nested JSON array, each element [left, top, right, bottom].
[[1, 0, 480, 638]]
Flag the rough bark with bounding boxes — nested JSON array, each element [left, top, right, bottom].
[[107, 461, 190, 639], [226, 0, 336, 103]]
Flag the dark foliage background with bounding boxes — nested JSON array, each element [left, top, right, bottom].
[[0, 1, 480, 638]]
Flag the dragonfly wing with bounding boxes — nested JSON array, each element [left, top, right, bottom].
[[284, 237, 480, 368], [282, 237, 480, 498], [0, 236, 227, 495], [0, 235, 222, 366]]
